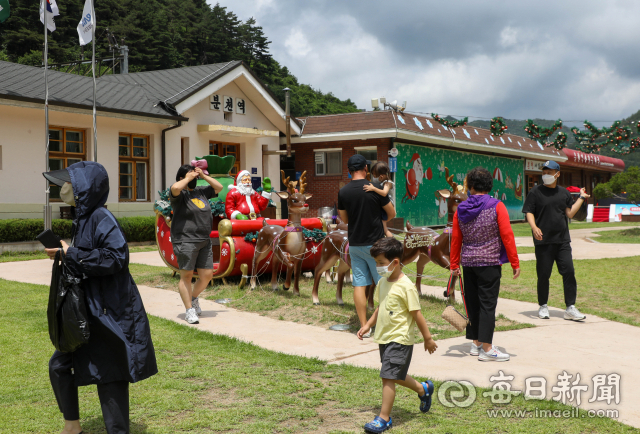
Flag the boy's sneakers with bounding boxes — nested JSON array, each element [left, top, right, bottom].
[[185, 308, 199, 324], [419, 380, 435, 413], [478, 346, 510, 362], [364, 416, 392, 433], [470, 343, 481, 356], [192, 297, 202, 316], [538, 304, 550, 319], [564, 305, 586, 321]]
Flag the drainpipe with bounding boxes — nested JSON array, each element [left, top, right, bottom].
[[161, 121, 182, 190]]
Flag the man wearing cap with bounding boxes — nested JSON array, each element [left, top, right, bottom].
[[522, 160, 590, 321], [338, 154, 396, 330]]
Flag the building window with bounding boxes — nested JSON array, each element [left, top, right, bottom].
[[356, 148, 378, 166], [119, 134, 149, 201], [315, 150, 342, 176], [210, 141, 240, 176], [48, 127, 86, 200]]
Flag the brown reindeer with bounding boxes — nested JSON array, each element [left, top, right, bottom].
[[400, 168, 468, 301], [250, 171, 312, 292], [311, 221, 375, 307]]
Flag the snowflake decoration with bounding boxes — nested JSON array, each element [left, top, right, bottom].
[[171, 254, 175, 260], [162, 250, 166, 257], [156, 226, 159, 233], [311, 245, 318, 254], [169, 236, 171, 242], [222, 248, 229, 257], [161, 231, 165, 238]]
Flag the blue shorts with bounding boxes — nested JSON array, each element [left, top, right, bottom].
[[349, 245, 381, 287]]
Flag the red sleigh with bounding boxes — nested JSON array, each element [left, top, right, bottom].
[[154, 214, 327, 287]]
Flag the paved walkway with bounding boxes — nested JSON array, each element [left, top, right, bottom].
[[1, 256, 638, 428], [516, 226, 640, 261]]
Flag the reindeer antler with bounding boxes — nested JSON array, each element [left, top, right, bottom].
[[444, 167, 458, 191], [281, 170, 298, 194], [281, 170, 290, 192], [299, 171, 307, 194]]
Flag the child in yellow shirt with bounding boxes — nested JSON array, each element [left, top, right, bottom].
[[357, 237, 438, 433]]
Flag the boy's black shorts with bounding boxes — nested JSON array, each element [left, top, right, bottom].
[[379, 342, 413, 381]]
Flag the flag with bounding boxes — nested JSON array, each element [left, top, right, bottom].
[[39, 0, 59, 32], [77, 0, 94, 45], [0, 0, 10, 23]]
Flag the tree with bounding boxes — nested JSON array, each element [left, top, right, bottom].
[[593, 166, 640, 206]]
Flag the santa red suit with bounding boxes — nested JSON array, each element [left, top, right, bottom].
[[225, 170, 272, 219]]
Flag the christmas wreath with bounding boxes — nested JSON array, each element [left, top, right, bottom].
[[490, 117, 508, 136], [431, 113, 468, 129], [524, 119, 563, 141]]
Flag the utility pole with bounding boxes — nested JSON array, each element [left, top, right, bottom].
[[284, 88, 291, 157]]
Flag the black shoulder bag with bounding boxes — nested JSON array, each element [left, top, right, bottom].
[[47, 249, 90, 352]]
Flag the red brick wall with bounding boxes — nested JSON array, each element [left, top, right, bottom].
[[292, 138, 393, 215]]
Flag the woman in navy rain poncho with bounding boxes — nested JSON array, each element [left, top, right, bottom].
[[43, 161, 157, 434]]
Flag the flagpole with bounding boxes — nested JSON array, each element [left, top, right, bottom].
[[91, 0, 97, 162], [44, 0, 51, 231]]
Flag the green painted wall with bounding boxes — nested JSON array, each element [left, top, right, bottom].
[[395, 143, 525, 226]]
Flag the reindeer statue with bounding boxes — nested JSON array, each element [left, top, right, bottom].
[[400, 167, 468, 301], [250, 171, 312, 293], [311, 218, 375, 307]]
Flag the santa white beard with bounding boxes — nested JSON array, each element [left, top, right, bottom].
[[236, 183, 255, 196]]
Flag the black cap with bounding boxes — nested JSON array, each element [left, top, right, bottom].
[[43, 169, 71, 187], [347, 154, 370, 171]]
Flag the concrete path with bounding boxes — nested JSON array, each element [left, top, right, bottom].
[[516, 226, 640, 261], [1, 258, 638, 428]]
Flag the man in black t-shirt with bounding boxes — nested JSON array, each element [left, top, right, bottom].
[[338, 154, 396, 329], [522, 160, 590, 321], [170, 164, 223, 324]]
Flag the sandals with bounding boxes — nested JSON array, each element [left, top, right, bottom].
[[364, 416, 392, 433], [419, 380, 435, 413]]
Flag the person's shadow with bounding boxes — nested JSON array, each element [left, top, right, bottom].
[[81, 418, 149, 433]]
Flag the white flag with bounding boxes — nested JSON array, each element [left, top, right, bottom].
[[77, 0, 95, 46], [39, 0, 59, 32]]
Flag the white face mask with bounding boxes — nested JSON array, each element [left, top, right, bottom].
[[376, 261, 397, 278], [371, 176, 380, 183], [60, 182, 76, 206], [542, 174, 557, 185]]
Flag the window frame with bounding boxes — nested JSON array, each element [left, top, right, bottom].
[[118, 133, 150, 202], [314, 149, 342, 176], [48, 126, 87, 201]]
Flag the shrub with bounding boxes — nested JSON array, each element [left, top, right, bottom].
[[0, 216, 156, 243]]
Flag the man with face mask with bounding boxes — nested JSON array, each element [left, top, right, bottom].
[[522, 160, 590, 321], [170, 164, 223, 324]]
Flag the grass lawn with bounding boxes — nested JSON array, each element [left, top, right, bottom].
[[517, 247, 536, 254], [592, 228, 640, 244], [129, 264, 533, 343], [408, 256, 640, 328], [1, 278, 636, 434], [0, 244, 157, 263]]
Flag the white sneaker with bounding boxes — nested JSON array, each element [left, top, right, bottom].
[[185, 308, 199, 324], [478, 346, 510, 362], [538, 304, 550, 319], [470, 343, 481, 356], [191, 297, 202, 316], [564, 305, 586, 321]]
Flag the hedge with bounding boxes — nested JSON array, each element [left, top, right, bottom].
[[0, 216, 157, 244]]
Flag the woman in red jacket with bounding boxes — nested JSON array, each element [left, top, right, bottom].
[[450, 167, 520, 362]]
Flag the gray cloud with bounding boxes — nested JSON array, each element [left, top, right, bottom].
[[211, 0, 640, 121]]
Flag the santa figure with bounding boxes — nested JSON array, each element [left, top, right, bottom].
[[225, 170, 272, 220], [401, 153, 425, 203]]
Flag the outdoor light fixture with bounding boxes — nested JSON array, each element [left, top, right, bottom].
[[371, 98, 379, 109]]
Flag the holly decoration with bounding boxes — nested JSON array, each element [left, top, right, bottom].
[[611, 138, 640, 155], [153, 188, 173, 217], [524, 119, 563, 141], [244, 231, 260, 243], [209, 199, 227, 218], [303, 228, 327, 243], [431, 113, 468, 128], [571, 120, 634, 154], [545, 132, 568, 150], [490, 117, 508, 136]]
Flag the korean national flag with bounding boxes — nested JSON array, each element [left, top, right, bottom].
[[39, 0, 59, 32], [77, 0, 95, 45]]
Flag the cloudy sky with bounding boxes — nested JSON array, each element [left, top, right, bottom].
[[212, 0, 640, 124]]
